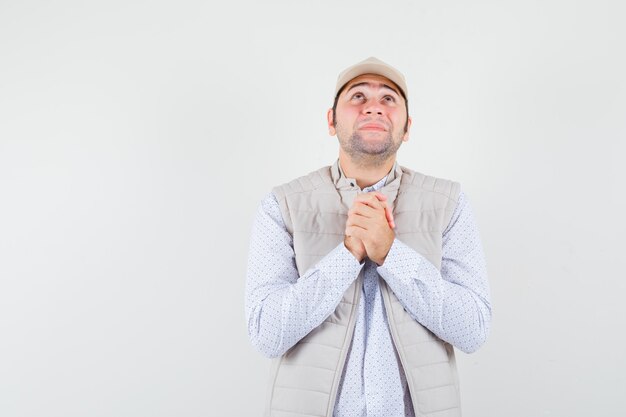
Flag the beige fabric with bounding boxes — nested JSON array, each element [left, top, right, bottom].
[[334, 56, 408, 99], [265, 160, 462, 417]]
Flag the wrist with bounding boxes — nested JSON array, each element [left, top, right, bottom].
[[371, 254, 387, 266], [344, 241, 365, 263], [352, 250, 366, 264], [373, 240, 394, 266], [374, 258, 385, 266]]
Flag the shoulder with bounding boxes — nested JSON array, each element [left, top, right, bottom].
[[395, 166, 462, 231], [271, 165, 334, 201], [398, 165, 461, 203], [259, 191, 281, 217], [267, 165, 333, 235]]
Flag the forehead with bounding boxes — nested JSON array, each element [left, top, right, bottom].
[[341, 74, 402, 96]]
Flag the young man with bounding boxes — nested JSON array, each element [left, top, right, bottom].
[[245, 57, 492, 417]]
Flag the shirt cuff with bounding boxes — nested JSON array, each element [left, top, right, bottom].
[[314, 242, 365, 288], [376, 237, 424, 280]]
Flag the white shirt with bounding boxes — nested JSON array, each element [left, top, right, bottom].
[[245, 169, 491, 417]]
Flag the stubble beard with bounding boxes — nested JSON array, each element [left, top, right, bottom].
[[336, 122, 403, 168]]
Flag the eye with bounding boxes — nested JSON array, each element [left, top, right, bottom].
[[383, 95, 396, 103], [351, 92, 365, 101]]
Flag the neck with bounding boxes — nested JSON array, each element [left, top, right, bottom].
[[338, 152, 396, 189]]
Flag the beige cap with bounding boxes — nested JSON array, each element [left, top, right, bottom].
[[334, 56, 408, 99]]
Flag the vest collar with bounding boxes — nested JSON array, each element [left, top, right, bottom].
[[330, 159, 402, 207], [330, 159, 403, 194]]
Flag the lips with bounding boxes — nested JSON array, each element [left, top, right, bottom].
[[359, 123, 387, 131]]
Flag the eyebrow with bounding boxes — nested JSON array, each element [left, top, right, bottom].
[[345, 81, 400, 97]]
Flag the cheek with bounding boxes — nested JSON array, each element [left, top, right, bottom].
[[390, 111, 407, 128], [336, 105, 360, 123]]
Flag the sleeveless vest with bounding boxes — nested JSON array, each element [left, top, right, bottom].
[[266, 160, 462, 417]]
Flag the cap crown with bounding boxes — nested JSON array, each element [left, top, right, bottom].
[[335, 57, 408, 99]]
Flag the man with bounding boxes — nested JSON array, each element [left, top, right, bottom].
[[245, 57, 492, 417]]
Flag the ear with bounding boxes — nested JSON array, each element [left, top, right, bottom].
[[402, 116, 412, 142], [326, 108, 336, 136]]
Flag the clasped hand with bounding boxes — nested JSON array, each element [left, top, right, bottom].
[[344, 192, 395, 266]]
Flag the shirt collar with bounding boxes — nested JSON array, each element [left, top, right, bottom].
[[331, 158, 401, 192]]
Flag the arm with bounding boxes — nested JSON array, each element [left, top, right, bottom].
[[376, 190, 492, 353], [245, 193, 364, 358]]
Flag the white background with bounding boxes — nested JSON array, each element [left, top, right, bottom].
[[1, 1, 625, 416]]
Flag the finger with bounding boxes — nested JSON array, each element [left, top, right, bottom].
[[345, 225, 367, 241], [349, 202, 378, 219], [354, 201, 394, 229], [353, 192, 395, 229], [385, 205, 395, 229], [371, 193, 395, 229], [346, 215, 370, 230], [354, 193, 386, 209]]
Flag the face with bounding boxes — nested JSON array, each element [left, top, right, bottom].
[[327, 74, 411, 164]]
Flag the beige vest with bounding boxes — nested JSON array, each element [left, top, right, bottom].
[[266, 160, 462, 417]]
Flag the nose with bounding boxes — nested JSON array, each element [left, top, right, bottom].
[[363, 99, 383, 116]]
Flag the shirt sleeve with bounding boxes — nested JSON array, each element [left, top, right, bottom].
[[376, 190, 492, 353], [245, 192, 365, 358]]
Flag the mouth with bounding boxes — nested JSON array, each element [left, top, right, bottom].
[[358, 123, 387, 131]]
